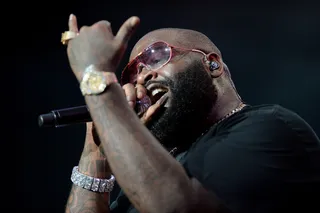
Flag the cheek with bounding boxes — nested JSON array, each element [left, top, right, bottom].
[[156, 61, 188, 79]]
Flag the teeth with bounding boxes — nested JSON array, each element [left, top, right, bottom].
[[151, 88, 167, 96]]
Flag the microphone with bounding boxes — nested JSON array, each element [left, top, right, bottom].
[[38, 105, 91, 128], [38, 96, 152, 128]]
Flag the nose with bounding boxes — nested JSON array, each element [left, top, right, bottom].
[[136, 69, 158, 85]]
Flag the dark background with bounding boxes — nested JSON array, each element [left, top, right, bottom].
[[14, 0, 320, 212]]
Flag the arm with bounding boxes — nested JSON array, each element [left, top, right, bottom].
[[85, 83, 222, 213], [86, 84, 190, 212], [65, 123, 111, 213], [66, 15, 228, 213]]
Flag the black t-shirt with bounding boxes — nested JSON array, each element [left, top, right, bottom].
[[110, 104, 320, 213]]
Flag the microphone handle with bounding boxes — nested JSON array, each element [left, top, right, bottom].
[[38, 106, 91, 128], [38, 95, 152, 128]]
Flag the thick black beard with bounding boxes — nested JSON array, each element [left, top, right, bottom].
[[146, 62, 217, 150]]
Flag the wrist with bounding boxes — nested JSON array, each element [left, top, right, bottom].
[[71, 166, 115, 193], [79, 65, 118, 96], [78, 155, 112, 179]]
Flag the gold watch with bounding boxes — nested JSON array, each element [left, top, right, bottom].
[[80, 65, 118, 96]]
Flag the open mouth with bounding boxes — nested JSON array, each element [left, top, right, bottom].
[[136, 84, 169, 120], [147, 84, 169, 105], [149, 88, 168, 105]]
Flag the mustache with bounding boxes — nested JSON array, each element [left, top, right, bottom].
[[144, 79, 171, 88]]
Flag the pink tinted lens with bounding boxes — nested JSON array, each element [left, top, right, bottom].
[[121, 42, 171, 85], [141, 42, 171, 70], [121, 60, 139, 85]]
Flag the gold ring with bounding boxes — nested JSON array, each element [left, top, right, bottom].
[[61, 31, 78, 45]]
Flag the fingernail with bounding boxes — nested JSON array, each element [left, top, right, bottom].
[[69, 14, 73, 20], [131, 16, 139, 26]]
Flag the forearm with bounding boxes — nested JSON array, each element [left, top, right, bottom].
[[66, 152, 111, 213], [85, 83, 193, 213], [66, 185, 110, 213]]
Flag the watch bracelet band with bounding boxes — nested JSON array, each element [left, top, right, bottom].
[[80, 65, 119, 96], [71, 166, 115, 193]]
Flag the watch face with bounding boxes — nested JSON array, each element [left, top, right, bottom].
[[88, 72, 107, 93], [81, 70, 107, 95]]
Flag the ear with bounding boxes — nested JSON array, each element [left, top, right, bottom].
[[204, 52, 223, 78]]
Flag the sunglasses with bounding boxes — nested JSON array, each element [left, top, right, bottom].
[[120, 41, 209, 85]]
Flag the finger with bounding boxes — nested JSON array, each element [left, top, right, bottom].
[[122, 83, 136, 108], [68, 14, 79, 33], [135, 84, 147, 99], [86, 122, 97, 137], [85, 122, 94, 141], [140, 95, 169, 125], [86, 122, 93, 130], [91, 123, 101, 145], [140, 103, 161, 125], [85, 122, 101, 146], [116, 16, 140, 44]]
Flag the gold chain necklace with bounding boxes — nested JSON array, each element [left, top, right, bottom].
[[200, 102, 246, 137], [214, 102, 246, 126], [169, 103, 246, 156]]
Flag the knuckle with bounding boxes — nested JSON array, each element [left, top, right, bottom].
[[94, 20, 111, 30], [136, 84, 146, 91], [122, 83, 133, 91], [79, 26, 88, 33], [137, 84, 146, 91], [122, 84, 135, 98]]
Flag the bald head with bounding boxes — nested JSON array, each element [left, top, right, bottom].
[[130, 28, 222, 60]]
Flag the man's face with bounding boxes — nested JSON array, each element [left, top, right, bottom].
[[125, 37, 217, 148]]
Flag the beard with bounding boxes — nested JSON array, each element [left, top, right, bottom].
[[146, 61, 217, 150]]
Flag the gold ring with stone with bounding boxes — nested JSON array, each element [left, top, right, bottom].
[[61, 31, 78, 45]]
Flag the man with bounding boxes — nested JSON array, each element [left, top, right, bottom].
[[64, 14, 320, 213]]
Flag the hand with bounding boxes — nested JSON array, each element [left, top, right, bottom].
[[78, 122, 111, 178], [66, 14, 140, 81], [83, 122, 104, 154], [122, 83, 168, 125]]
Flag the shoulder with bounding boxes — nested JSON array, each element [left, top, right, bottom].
[[182, 104, 320, 212], [183, 103, 320, 184], [214, 104, 319, 142]]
